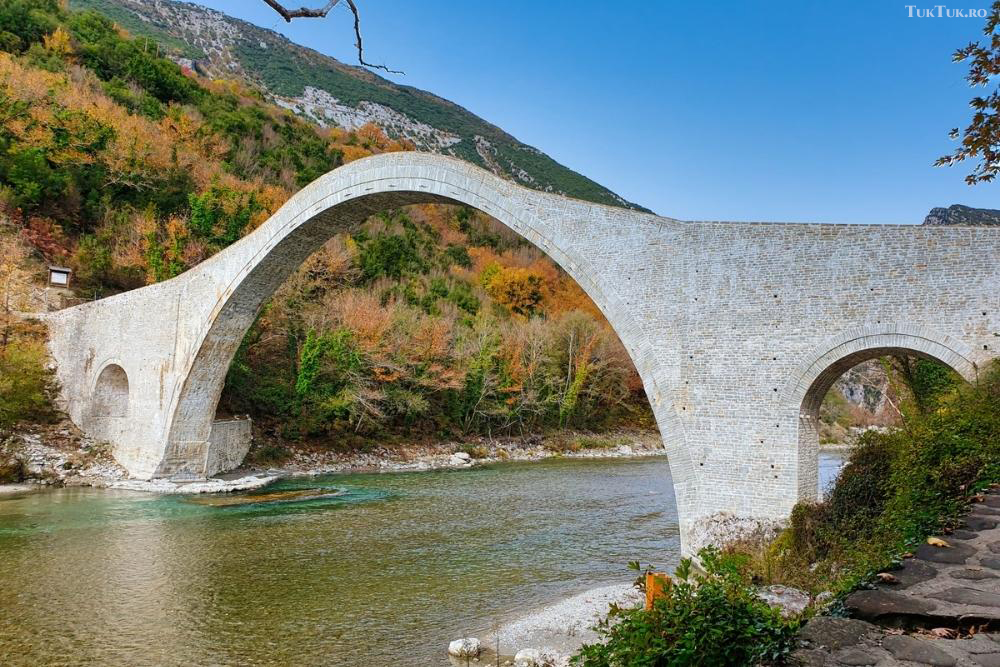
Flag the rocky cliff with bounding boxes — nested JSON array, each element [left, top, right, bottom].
[[923, 204, 1000, 226]]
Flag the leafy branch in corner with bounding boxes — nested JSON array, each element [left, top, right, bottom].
[[936, 1, 1000, 183], [260, 0, 404, 74]]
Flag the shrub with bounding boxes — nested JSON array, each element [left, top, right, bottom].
[[483, 265, 546, 316], [0, 339, 54, 434], [572, 548, 799, 667], [0, 439, 27, 483], [735, 359, 1000, 595], [357, 232, 427, 281]]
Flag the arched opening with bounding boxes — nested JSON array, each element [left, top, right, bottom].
[[790, 328, 978, 499], [215, 205, 655, 448], [93, 363, 129, 419], [155, 155, 683, 502]]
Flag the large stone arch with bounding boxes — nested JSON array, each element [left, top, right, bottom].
[[153, 154, 691, 504], [782, 323, 980, 501]]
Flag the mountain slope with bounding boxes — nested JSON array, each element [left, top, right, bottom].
[[70, 0, 647, 211]]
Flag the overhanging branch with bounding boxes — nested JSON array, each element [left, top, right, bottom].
[[261, 0, 404, 75], [261, 0, 341, 21]]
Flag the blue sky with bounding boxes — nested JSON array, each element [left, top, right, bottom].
[[195, 1, 997, 223]]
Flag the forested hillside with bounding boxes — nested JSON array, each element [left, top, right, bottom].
[[0, 0, 651, 452], [69, 0, 648, 211]]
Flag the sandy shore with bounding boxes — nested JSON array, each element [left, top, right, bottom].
[[447, 582, 642, 666], [488, 582, 642, 657]]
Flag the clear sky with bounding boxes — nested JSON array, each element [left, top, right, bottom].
[[194, 1, 997, 223]]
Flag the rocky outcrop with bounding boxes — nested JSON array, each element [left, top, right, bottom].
[[923, 205, 1000, 227]]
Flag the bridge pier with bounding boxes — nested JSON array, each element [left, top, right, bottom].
[[40, 154, 1000, 555]]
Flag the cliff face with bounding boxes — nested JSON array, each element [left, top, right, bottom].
[[821, 360, 900, 444], [923, 205, 1000, 226]]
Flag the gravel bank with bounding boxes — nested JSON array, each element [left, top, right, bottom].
[[481, 582, 643, 663]]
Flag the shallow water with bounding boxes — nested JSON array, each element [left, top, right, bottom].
[[819, 448, 849, 496], [0, 457, 682, 666]]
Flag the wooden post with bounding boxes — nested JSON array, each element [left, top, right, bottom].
[[645, 572, 670, 610]]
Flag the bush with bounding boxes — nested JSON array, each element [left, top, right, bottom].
[[0, 439, 27, 483], [736, 360, 1000, 595], [573, 548, 799, 667], [0, 340, 54, 434]]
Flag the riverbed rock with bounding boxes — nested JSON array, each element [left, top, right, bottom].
[[915, 540, 976, 564], [928, 586, 1000, 608], [950, 568, 999, 580], [514, 648, 561, 666], [887, 558, 938, 588], [448, 453, 472, 466], [448, 637, 481, 657], [758, 585, 811, 617], [965, 516, 999, 531]]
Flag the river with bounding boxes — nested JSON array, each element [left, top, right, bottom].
[[0, 452, 848, 666]]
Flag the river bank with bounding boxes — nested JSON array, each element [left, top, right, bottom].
[[448, 582, 644, 666], [0, 423, 664, 494]]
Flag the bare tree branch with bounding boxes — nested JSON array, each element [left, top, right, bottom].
[[261, 0, 341, 21], [344, 0, 403, 75], [261, 0, 404, 75]]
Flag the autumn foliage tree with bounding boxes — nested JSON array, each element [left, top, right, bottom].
[[0, 0, 653, 449]]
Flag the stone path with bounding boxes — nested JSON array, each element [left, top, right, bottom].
[[793, 491, 1000, 666]]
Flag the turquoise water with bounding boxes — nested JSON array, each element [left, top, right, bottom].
[[0, 457, 681, 666], [0, 452, 849, 666]]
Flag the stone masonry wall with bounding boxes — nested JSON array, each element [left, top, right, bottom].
[[41, 153, 1000, 555]]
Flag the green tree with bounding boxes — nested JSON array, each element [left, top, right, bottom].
[[937, 1, 1000, 183]]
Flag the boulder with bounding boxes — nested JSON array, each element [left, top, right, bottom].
[[758, 585, 811, 617], [616, 444, 633, 456], [448, 637, 481, 658], [448, 453, 471, 466], [514, 648, 562, 666]]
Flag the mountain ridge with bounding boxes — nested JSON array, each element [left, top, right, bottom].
[[70, 0, 648, 211], [922, 204, 1000, 226]]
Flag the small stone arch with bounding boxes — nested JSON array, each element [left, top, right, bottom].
[[92, 363, 130, 419], [782, 323, 979, 500]]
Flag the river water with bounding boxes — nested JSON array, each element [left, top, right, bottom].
[[0, 452, 848, 666]]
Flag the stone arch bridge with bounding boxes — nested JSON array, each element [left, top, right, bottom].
[[42, 153, 1000, 553]]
